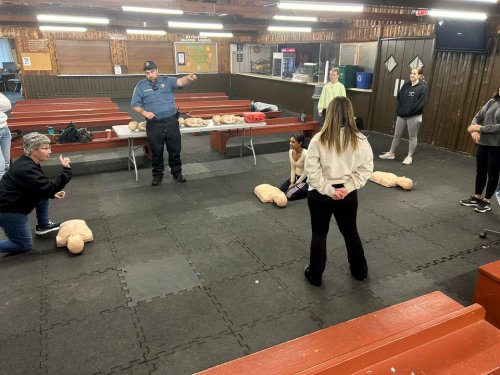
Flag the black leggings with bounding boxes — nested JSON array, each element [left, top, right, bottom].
[[475, 144, 500, 200], [307, 189, 367, 281]]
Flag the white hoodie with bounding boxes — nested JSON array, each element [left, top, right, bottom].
[[0, 93, 11, 129], [305, 130, 373, 197]]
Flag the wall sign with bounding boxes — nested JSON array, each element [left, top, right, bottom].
[[174, 43, 218, 74]]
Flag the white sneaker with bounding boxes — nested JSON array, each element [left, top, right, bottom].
[[402, 156, 413, 165], [379, 152, 395, 160], [496, 189, 500, 206]]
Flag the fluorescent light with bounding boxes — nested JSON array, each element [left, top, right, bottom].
[[304, 63, 317, 66], [268, 26, 311, 32], [126, 29, 167, 35], [122, 6, 183, 15], [168, 21, 223, 30], [39, 26, 87, 32], [428, 9, 487, 20], [200, 32, 233, 37], [37, 14, 109, 24], [273, 15, 318, 22], [278, 1, 363, 12]]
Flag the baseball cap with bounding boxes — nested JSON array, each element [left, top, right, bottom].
[[143, 60, 157, 71]]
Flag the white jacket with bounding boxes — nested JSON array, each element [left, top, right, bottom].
[[0, 93, 11, 129], [305, 130, 373, 197]]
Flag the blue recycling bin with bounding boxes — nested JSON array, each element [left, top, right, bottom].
[[356, 72, 372, 89]]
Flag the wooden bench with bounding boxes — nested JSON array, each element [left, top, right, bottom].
[[175, 91, 226, 99], [210, 116, 320, 154], [473, 260, 500, 329], [8, 112, 132, 131], [11, 102, 119, 115], [197, 291, 500, 375], [13, 97, 113, 105], [177, 99, 251, 112], [10, 130, 147, 158], [175, 95, 228, 102]]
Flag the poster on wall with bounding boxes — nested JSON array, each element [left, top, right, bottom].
[[174, 43, 218, 74]]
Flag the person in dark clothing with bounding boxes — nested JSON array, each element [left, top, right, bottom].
[[460, 87, 500, 213], [379, 67, 429, 165], [0, 132, 72, 253], [131, 60, 197, 186]]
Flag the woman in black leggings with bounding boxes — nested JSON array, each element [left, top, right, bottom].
[[460, 87, 500, 213], [304, 97, 373, 286]]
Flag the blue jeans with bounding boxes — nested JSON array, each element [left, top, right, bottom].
[[0, 126, 11, 180], [0, 199, 49, 253]]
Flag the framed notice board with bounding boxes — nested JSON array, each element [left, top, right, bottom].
[[174, 43, 217, 74]]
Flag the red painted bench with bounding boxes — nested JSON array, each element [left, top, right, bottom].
[[197, 291, 500, 375], [13, 97, 113, 106], [175, 91, 226, 99], [10, 130, 147, 158], [473, 260, 500, 329], [210, 116, 320, 154], [11, 102, 119, 115], [175, 95, 229, 102], [177, 99, 251, 112], [8, 112, 132, 131]]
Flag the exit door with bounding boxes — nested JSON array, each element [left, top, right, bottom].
[[371, 38, 434, 134]]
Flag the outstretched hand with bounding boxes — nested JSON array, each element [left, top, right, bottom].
[[54, 191, 66, 199], [59, 154, 71, 168]]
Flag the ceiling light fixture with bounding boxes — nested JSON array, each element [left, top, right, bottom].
[[200, 32, 233, 37], [122, 6, 183, 15], [267, 26, 312, 32], [273, 15, 318, 22], [428, 9, 487, 20], [168, 21, 223, 30], [278, 1, 363, 12], [39, 25, 87, 32], [37, 14, 109, 24], [126, 29, 167, 35]]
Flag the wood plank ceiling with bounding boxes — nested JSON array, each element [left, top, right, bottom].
[[0, 0, 498, 34]]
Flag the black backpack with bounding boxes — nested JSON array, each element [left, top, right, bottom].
[[58, 122, 79, 143]]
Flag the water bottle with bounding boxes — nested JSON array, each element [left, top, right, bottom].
[[251, 100, 255, 112], [300, 111, 306, 123], [47, 126, 55, 135]]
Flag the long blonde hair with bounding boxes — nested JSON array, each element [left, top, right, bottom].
[[319, 96, 361, 153]]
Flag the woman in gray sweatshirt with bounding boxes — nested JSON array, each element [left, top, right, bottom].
[[460, 87, 500, 213]]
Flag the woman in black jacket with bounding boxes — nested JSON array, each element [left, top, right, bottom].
[[379, 67, 429, 165], [0, 132, 72, 253]]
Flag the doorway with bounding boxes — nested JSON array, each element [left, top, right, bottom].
[[371, 38, 434, 134]]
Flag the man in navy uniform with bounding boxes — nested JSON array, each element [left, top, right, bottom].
[[131, 61, 197, 186]]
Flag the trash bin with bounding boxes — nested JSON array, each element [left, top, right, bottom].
[[339, 65, 357, 88], [312, 83, 324, 125], [356, 72, 372, 89]]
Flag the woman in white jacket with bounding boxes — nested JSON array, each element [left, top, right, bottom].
[[304, 96, 373, 286], [0, 93, 12, 180]]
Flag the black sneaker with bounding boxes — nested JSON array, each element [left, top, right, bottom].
[[460, 196, 482, 207], [474, 200, 491, 213], [35, 221, 61, 235], [304, 265, 322, 287], [152, 176, 162, 186], [350, 264, 368, 281], [173, 173, 186, 183]]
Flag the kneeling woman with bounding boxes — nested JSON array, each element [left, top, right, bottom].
[[304, 97, 373, 286], [279, 134, 308, 200]]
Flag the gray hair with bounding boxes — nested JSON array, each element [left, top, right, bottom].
[[23, 132, 51, 156]]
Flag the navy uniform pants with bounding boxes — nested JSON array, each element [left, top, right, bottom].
[[146, 117, 182, 178]]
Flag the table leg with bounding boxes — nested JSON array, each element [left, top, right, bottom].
[[127, 137, 139, 181], [239, 127, 257, 166]]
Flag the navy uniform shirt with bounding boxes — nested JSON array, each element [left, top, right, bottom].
[[131, 75, 179, 120]]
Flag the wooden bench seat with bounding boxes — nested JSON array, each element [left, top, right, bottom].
[[197, 291, 500, 375], [175, 95, 228, 102], [210, 116, 320, 154], [473, 260, 500, 328], [8, 113, 132, 132], [177, 99, 251, 112], [11, 108, 123, 118], [10, 130, 147, 158], [14, 97, 112, 105], [175, 91, 226, 98], [11, 102, 119, 115]]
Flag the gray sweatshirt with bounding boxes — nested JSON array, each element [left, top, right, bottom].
[[0, 93, 11, 129], [472, 98, 500, 147]]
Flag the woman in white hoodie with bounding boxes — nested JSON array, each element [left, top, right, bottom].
[[304, 96, 373, 286], [0, 93, 12, 180]]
